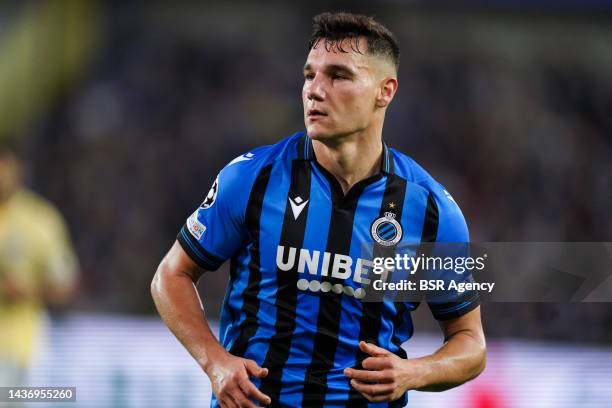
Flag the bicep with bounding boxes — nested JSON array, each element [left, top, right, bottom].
[[438, 306, 484, 345], [156, 241, 208, 284]]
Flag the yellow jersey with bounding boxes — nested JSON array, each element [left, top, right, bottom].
[[0, 188, 78, 367]]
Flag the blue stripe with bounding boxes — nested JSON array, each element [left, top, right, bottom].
[[304, 134, 310, 159], [220, 245, 252, 350], [400, 183, 429, 244], [385, 145, 390, 172], [219, 243, 253, 350]]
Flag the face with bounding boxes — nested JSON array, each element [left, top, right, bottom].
[[303, 37, 388, 141]]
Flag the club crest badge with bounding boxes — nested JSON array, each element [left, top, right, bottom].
[[371, 212, 403, 246]]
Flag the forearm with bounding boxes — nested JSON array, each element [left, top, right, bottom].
[[413, 329, 486, 392], [151, 262, 225, 371]]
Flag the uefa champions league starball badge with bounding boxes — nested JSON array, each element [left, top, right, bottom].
[[200, 176, 219, 209], [371, 212, 403, 246]]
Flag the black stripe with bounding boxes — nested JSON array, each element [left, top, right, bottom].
[[390, 302, 408, 359], [224, 258, 240, 327], [302, 166, 372, 408], [348, 176, 407, 408], [409, 191, 440, 312], [421, 192, 439, 243], [429, 291, 480, 320], [229, 164, 273, 358], [176, 227, 222, 271], [386, 145, 395, 174], [297, 133, 306, 159], [259, 160, 311, 405]]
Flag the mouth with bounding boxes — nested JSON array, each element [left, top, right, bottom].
[[307, 109, 327, 119]]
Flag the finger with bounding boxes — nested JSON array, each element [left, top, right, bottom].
[[219, 395, 239, 408], [232, 392, 258, 408], [220, 385, 242, 408], [359, 341, 391, 357], [238, 377, 272, 406], [223, 386, 253, 408], [244, 359, 269, 378], [362, 356, 393, 370], [350, 379, 395, 397], [344, 368, 393, 383], [360, 392, 393, 403]]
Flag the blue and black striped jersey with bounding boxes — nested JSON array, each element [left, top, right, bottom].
[[178, 132, 479, 407]]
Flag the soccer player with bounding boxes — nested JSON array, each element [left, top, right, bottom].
[[152, 12, 486, 407], [0, 142, 79, 386]]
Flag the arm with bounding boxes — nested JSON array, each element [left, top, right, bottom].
[[1, 202, 79, 308], [344, 306, 486, 402], [151, 241, 271, 408], [151, 241, 222, 370], [411, 305, 486, 391]]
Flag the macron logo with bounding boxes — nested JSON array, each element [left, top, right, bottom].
[[228, 152, 254, 166], [288, 196, 309, 220]]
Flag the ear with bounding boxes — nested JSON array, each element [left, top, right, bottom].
[[375, 77, 398, 108]]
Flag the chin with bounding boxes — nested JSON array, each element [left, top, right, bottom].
[[306, 123, 336, 141], [305, 125, 325, 140]]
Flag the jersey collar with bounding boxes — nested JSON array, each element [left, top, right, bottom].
[[298, 133, 395, 175]]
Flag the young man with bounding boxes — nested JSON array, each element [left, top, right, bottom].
[[0, 142, 79, 386], [152, 12, 485, 408]]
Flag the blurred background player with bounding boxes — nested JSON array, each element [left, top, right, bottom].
[[0, 141, 79, 386]]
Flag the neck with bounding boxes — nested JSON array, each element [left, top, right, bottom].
[[312, 130, 383, 194]]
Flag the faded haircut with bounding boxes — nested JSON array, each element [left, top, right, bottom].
[[308, 12, 400, 71]]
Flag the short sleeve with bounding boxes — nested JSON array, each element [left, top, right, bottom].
[[177, 159, 251, 271], [425, 185, 481, 321], [38, 208, 79, 290]]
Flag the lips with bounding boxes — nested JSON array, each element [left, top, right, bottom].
[[307, 108, 327, 118]]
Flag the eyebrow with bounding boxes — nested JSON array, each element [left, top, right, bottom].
[[303, 63, 356, 75]]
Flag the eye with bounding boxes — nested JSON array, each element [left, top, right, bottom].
[[304, 73, 315, 81], [332, 73, 349, 81]]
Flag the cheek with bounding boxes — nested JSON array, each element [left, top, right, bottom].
[[343, 83, 374, 107], [343, 91, 372, 117]]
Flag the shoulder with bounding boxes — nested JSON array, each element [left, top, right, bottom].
[[217, 131, 304, 185], [206, 131, 304, 213], [9, 189, 70, 241], [391, 148, 469, 242], [14, 189, 64, 223]]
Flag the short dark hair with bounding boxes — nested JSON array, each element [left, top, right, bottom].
[[308, 12, 400, 71]]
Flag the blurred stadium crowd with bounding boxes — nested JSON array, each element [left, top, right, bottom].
[[3, 2, 612, 344]]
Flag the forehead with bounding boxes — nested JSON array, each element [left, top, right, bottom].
[[304, 37, 371, 71]]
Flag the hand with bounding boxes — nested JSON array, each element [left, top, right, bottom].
[[344, 341, 424, 403], [205, 351, 271, 408], [0, 274, 32, 303]]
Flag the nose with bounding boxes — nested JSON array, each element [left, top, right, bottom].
[[305, 74, 325, 102]]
